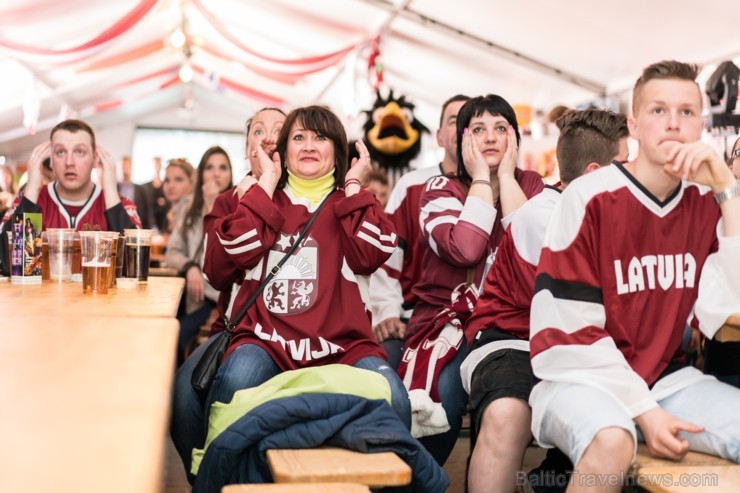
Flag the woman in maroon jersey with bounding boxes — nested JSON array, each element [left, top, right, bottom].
[[203, 105, 410, 427], [399, 95, 544, 465]]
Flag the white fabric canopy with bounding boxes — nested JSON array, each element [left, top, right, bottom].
[[1, 0, 738, 159]]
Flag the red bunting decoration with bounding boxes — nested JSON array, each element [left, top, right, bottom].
[[0, 0, 158, 57]]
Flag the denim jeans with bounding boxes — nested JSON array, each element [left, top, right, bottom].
[[381, 338, 404, 371], [169, 333, 219, 483], [206, 344, 411, 429], [418, 337, 469, 466], [352, 355, 411, 429], [177, 300, 216, 363]]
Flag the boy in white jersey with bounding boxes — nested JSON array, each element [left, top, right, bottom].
[[530, 60, 740, 492]]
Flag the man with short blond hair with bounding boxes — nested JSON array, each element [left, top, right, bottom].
[[530, 60, 740, 492]]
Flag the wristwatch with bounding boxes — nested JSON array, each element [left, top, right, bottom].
[[713, 181, 740, 205]]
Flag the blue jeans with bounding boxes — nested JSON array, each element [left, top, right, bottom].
[[206, 344, 411, 429], [169, 333, 219, 484], [418, 338, 469, 466], [177, 300, 216, 363], [381, 338, 404, 371]]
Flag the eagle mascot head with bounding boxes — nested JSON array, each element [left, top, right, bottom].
[[362, 90, 429, 182]]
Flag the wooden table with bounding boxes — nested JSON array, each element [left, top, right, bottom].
[[631, 444, 739, 492], [716, 314, 740, 342], [223, 484, 371, 492], [149, 266, 179, 277], [0, 315, 178, 493], [0, 276, 184, 318]]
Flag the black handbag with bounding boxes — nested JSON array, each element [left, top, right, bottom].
[[191, 190, 334, 402]]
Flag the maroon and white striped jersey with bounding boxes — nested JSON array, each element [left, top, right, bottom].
[[465, 186, 561, 343], [408, 170, 544, 337], [1, 182, 141, 231], [203, 185, 244, 335], [203, 185, 396, 370], [531, 163, 740, 417]]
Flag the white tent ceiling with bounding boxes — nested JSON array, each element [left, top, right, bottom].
[[1, 0, 739, 159]]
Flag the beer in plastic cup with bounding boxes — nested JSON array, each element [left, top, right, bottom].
[[100, 232, 120, 289], [80, 231, 113, 294], [124, 229, 152, 284]]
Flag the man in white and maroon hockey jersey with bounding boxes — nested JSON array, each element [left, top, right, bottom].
[[0, 119, 141, 276], [369, 94, 469, 368], [462, 109, 629, 493], [531, 60, 740, 492]]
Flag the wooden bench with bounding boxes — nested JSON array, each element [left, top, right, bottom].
[[222, 483, 370, 493], [716, 314, 740, 342], [266, 447, 412, 488], [630, 444, 739, 492]]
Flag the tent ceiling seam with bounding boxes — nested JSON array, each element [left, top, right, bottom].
[[358, 0, 607, 96]]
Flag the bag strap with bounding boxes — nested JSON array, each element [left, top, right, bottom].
[[224, 189, 335, 334]]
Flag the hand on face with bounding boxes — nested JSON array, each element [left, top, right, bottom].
[[201, 178, 220, 206], [96, 146, 118, 192], [26, 141, 51, 196], [661, 140, 735, 193], [248, 138, 277, 180], [497, 126, 519, 179], [345, 139, 372, 184], [256, 140, 282, 197], [462, 128, 490, 181]]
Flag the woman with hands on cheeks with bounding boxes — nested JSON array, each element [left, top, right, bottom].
[[202, 105, 410, 427], [169, 108, 286, 482], [399, 95, 544, 465], [166, 146, 233, 364]]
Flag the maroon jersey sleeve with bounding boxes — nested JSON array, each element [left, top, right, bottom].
[[334, 189, 398, 275], [203, 187, 242, 291], [418, 175, 496, 268], [203, 185, 285, 289]]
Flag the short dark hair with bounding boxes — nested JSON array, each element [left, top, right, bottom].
[[455, 94, 520, 185], [556, 109, 628, 184], [50, 119, 96, 150], [439, 94, 470, 127], [632, 60, 701, 114], [275, 106, 348, 189]]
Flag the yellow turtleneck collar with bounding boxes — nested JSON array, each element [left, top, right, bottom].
[[287, 168, 335, 206]]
